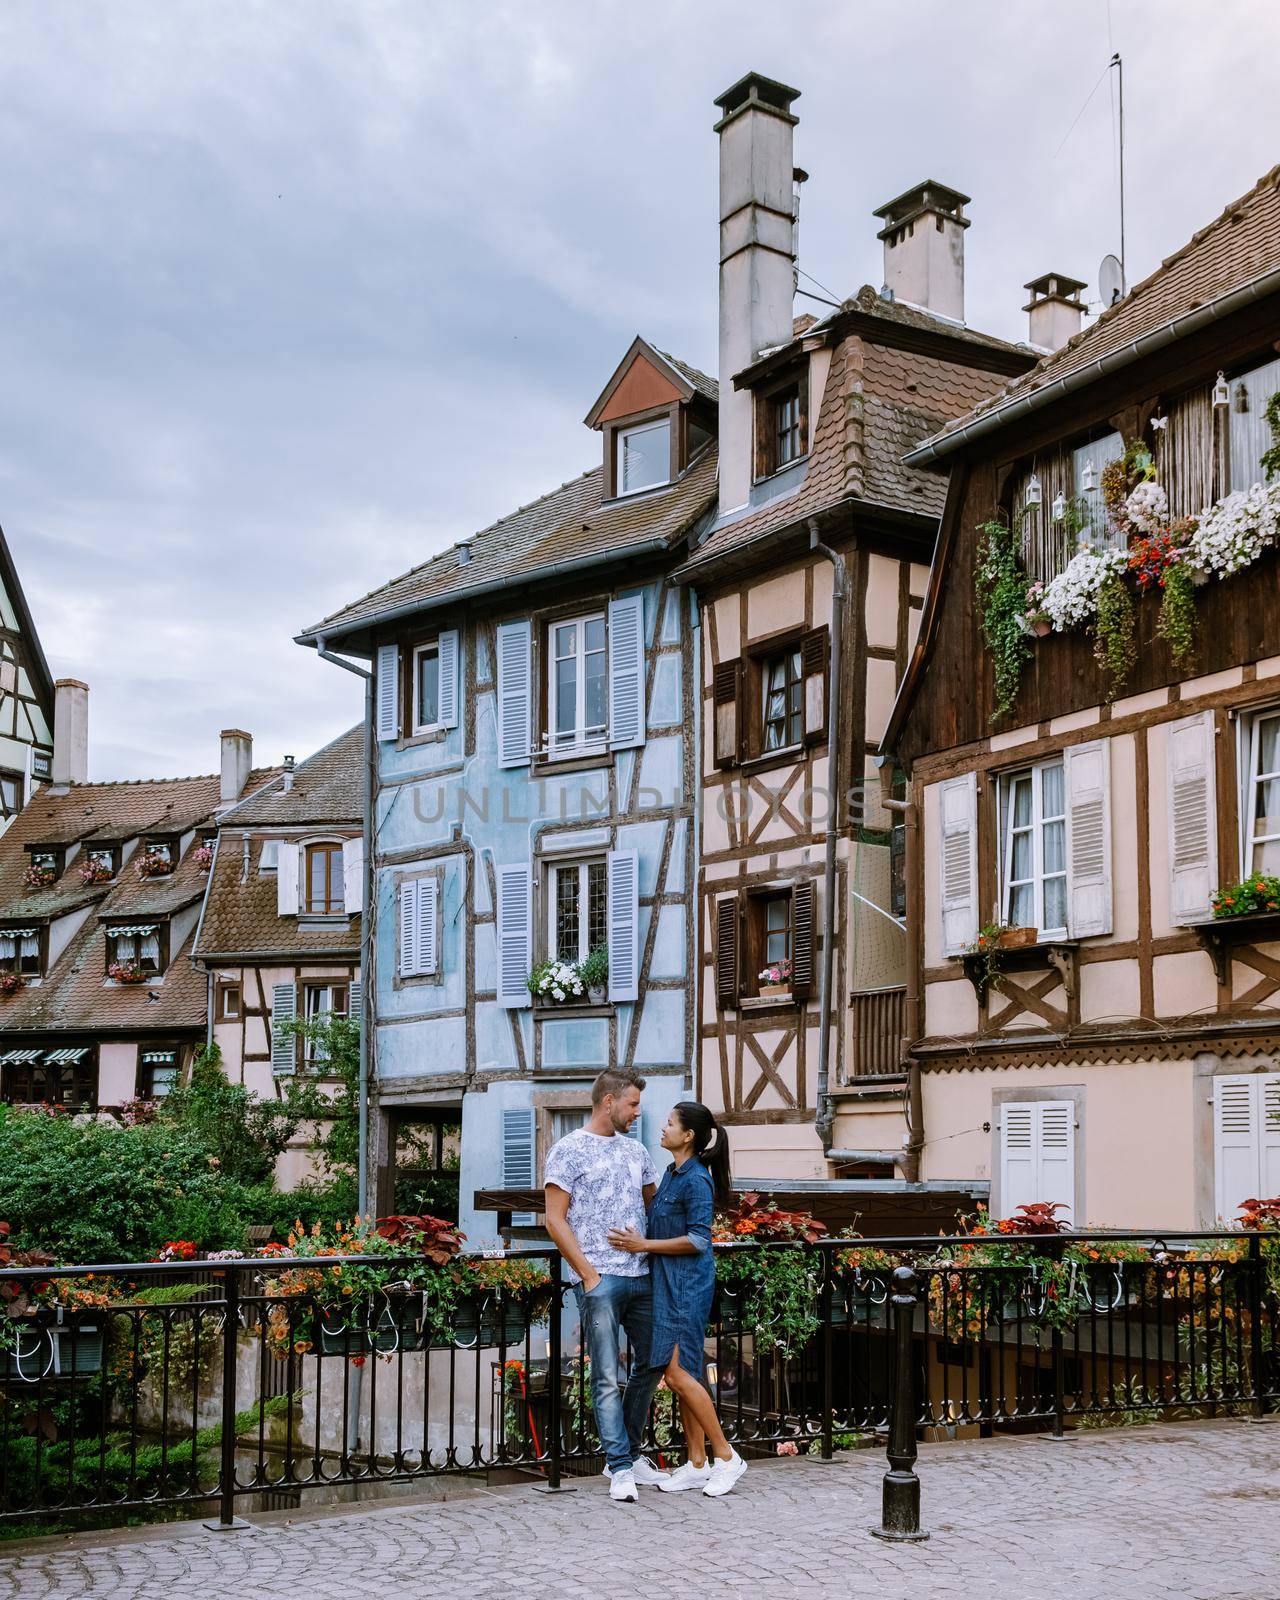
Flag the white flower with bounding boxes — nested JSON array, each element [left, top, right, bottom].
[[551, 987, 564, 1002], [1124, 480, 1169, 535], [1039, 545, 1128, 631], [1188, 480, 1280, 578]]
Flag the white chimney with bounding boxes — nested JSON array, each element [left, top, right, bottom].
[[220, 728, 252, 805], [874, 180, 970, 323], [52, 679, 89, 787], [1023, 272, 1087, 351], [715, 72, 800, 518]]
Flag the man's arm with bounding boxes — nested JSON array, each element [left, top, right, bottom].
[[543, 1185, 600, 1290], [642, 1182, 656, 1207]]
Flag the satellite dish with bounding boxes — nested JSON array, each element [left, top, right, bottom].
[[1099, 254, 1125, 308]]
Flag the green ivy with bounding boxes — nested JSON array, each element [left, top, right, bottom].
[[974, 517, 1031, 725], [1093, 573, 1136, 700], [1261, 390, 1280, 482], [1157, 560, 1199, 670]]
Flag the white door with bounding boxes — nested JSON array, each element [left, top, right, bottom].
[[998, 1100, 1076, 1224]]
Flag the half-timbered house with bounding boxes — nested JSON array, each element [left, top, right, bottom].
[[877, 166, 1280, 1227], [672, 75, 1034, 1183], [0, 526, 54, 824], [297, 348, 714, 1239]]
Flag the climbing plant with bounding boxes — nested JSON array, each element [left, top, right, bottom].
[[974, 516, 1031, 724], [1093, 572, 1137, 699]]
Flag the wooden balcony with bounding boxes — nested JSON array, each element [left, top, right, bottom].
[[849, 985, 907, 1078]]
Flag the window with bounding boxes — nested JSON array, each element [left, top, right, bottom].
[[83, 847, 117, 880], [27, 848, 61, 881], [1243, 707, 1280, 875], [1, 1047, 94, 1110], [259, 840, 279, 872], [761, 646, 803, 753], [549, 859, 607, 966], [0, 927, 42, 976], [0, 769, 23, 818], [755, 891, 793, 988], [716, 880, 814, 1005], [137, 1048, 180, 1099], [615, 418, 670, 495], [549, 613, 607, 755], [1228, 355, 1280, 494], [303, 983, 349, 1065], [219, 983, 241, 1020], [143, 839, 174, 868], [999, 759, 1067, 936], [772, 386, 802, 468], [106, 923, 165, 976], [304, 842, 344, 914], [412, 642, 440, 733]]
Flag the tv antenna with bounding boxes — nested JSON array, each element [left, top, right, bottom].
[[1098, 253, 1125, 308], [1110, 52, 1126, 293]]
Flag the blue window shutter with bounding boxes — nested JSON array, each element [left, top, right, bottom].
[[271, 983, 297, 1076], [496, 620, 532, 768], [496, 865, 532, 1008], [607, 849, 639, 1002], [437, 629, 459, 730], [376, 644, 399, 741], [608, 593, 646, 750], [502, 1106, 537, 1227]]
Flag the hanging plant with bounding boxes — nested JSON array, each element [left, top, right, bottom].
[[1100, 457, 1129, 519], [1261, 390, 1280, 482], [974, 517, 1031, 725], [1156, 557, 1199, 670], [1093, 572, 1136, 699]]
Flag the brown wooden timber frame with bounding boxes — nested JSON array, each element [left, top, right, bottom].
[[695, 513, 928, 1126]]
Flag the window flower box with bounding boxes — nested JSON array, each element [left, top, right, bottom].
[[757, 957, 793, 1000], [0, 972, 24, 997], [193, 844, 214, 873], [22, 866, 55, 890], [108, 960, 150, 985], [136, 850, 173, 879]]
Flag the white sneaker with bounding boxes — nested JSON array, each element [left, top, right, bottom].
[[609, 1469, 638, 1503], [703, 1451, 747, 1498], [658, 1460, 712, 1493], [630, 1455, 669, 1487]]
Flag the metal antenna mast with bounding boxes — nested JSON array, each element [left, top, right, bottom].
[[1110, 52, 1126, 289]]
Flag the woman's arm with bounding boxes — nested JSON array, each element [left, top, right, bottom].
[[606, 1225, 699, 1256]]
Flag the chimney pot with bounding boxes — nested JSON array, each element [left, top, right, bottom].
[[456, 539, 471, 567], [1023, 271, 1088, 351], [873, 179, 970, 322], [220, 729, 253, 805], [52, 679, 89, 788]]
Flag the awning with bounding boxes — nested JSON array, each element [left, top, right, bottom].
[[45, 1047, 90, 1064], [0, 1048, 41, 1063], [104, 924, 158, 937], [140, 1050, 177, 1063]]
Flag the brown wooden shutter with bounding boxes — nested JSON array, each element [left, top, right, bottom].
[[801, 627, 829, 744], [715, 896, 739, 1008], [791, 879, 815, 1001], [713, 658, 743, 768]]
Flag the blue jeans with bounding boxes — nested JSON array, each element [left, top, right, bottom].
[[573, 1274, 663, 1474]]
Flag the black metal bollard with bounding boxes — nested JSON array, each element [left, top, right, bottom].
[[870, 1265, 929, 1542], [203, 1264, 250, 1531], [533, 1253, 576, 1492]]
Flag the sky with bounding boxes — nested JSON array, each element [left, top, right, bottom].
[[0, 2, 1275, 779]]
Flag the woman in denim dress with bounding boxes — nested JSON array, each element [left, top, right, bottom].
[[608, 1101, 747, 1497]]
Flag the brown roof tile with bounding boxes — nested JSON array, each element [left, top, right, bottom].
[[195, 838, 361, 963], [222, 725, 364, 828]]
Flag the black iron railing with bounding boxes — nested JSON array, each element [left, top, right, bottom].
[[0, 1231, 1275, 1528]]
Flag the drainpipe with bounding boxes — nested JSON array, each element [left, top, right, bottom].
[[316, 637, 374, 1218], [191, 830, 221, 1055], [882, 782, 923, 1183], [807, 519, 845, 1151]]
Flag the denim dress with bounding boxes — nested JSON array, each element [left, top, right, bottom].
[[646, 1157, 715, 1378]]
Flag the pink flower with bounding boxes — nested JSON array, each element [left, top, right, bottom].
[[776, 1441, 799, 1456]]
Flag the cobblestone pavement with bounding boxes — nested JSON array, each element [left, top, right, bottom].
[[2, 1420, 1279, 1600]]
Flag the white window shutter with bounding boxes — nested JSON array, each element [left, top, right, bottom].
[[999, 1103, 1037, 1218], [1064, 740, 1112, 937], [607, 593, 646, 751], [347, 978, 362, 1028], [376, 644, 399, 742], [276, 841, 299, 916], [938, 773, 978, 956], [496, 620, 532, 768], [417, 878, 439, 975], [999, 1100, 1075, 1222], [1036, 1102, 1076, 1224], [1263, 1075, 1280, 1201], [496, 864, 532, 1008], [1214, 1075, 1260, 1222], [437, 629, 459, 730], [399, 880, 419, 977], [1167, 711, 1218, 925], [342, 838, 365, 914], [271, 982, 297, 1076], [607, 849, 639, 1002], [502, 1106, 537, 1226]]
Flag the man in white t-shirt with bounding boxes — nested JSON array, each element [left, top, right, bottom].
[[544, 1068, 666, 1503]]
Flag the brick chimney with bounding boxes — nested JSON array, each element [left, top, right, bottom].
[[715, 72, 800, 518], [220, 729, 252, 805], [1023, 272, 1087, 351], [52, 679, 89, 787], [874, 180, 970, 323]]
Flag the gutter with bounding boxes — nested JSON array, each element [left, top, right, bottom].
[[297, 536, 678, 653], [190, 829, 221, 1054], [904, 262, 1280, 467], [882, 785, 924, 1183], [807, 518, 845, 1151], [316, 637, 375, 1219]]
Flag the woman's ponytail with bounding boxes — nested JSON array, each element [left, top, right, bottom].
[[674, 1100, 733, 1207]]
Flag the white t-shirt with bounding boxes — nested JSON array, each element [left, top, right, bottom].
[[544, 1128, 657, 1283]]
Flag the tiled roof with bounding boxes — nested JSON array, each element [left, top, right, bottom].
[[302, 428, 719, 643], [0, 769, 275, 1036], [221, 725, 364, 828], [676, 295, 1020, 578], [650, 348, 718, 404], [195, 837, 362, 963], [911, 164, 1280, 459]]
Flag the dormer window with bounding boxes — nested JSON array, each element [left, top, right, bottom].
[[616, 418, 671, 495], [106, 922, 166, 979], [773, 386, 802, 467], [25, 848, 61, 887], [0, 926, 43, 977], [755, 368, 809, 480], [304, 841, 344, 915], [81, 847, 117, 884]]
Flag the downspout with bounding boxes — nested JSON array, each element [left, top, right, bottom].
[[316, 637, 374, 1217], [191, 830, 222, 1055], [882, 783, 923, 1183], [807, 519, 845, 1150]]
